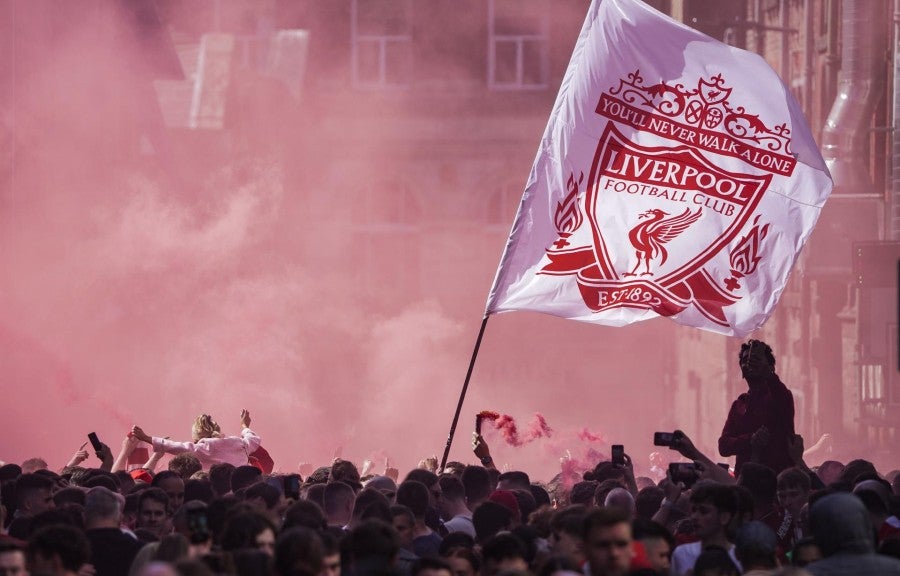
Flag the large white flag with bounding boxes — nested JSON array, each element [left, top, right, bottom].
[[485, 0, 832, 337]]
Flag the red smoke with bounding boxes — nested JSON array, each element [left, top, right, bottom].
[[478, 411, 553, 447], [578, 427, 606, 443]]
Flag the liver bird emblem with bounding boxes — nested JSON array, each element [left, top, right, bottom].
[[623, 207, 703, 276]]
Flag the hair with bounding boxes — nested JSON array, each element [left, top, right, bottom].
[[482, 532, 527, 566], [405, 469, 439, 488], [352, 488, 390, 520], [346, 520, 399, 568], [411, 557, 454, 576], [169, 454, 203, 480], [777, 467, 811, 493], [139, 487, 170, 512], [512, 488, 537, 523], [152, 470, 182, 488], [529, 484, 551, 508], [631, 518, 675, 548], [27, 524, 92, 572], [693, 545, 740, 576], [740, 339, 775, 367], [305, 484, 326, 510], [84, 486, 124, 524], [461, 465, 492, 505], [581, 507, 631, 540], [738, 463, 778, 503], [220, 510, 277, 552], [594, 479, 628, 508], [54, 487, 87, 508], [14, 473, 53, 509], [635, 486, 665, 520], [283, 499, 327, 532], [274, 526, 324, 576], [570, 480, 599, 506], [185, 479, 215, 504], [209, 463, 235, 496], [583, 462, 627, 484], [330, 460, 361, 489], [21, 458, 48, 474], [498, 471, 531, 490], [396, 480, 430, 520], [839, 459, 879, 485], [439, 475, 466, 501], [442, 545, 481, 574], [439, 533, 475, 555], [191, 414, 221, 442], [231, 465, 263, 493], [83, 474, 119, 493], [390, 504, 415, 525], [690, 483, 738, 517], [322, 480, 355, 519], [472, 501, 512, 543], [550, 504, 587, 538], [246, 481, 281, 510]]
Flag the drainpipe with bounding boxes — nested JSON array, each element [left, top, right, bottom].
[[821, 0, 888, 194]]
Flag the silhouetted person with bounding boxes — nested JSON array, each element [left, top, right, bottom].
[[719, 340, 795, 475]]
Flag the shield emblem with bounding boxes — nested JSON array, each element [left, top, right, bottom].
[[542, 124, 772, 326]]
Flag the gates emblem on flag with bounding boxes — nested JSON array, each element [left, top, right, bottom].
[[539, 70, 787, 328]]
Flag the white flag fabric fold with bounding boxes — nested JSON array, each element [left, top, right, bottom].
[[485, 0, 832, 337]]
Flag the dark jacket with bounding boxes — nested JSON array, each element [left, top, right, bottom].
[[86, 527, 145, 576], [718, 374, 794, 475], [807, 492, 900, 576]]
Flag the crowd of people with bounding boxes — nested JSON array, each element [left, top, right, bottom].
[[1, 341, 899, 576]]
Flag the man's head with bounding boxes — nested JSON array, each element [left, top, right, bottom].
[[791, 537, 822, 567], [396, 481, 430, 522], [734, 521, 778, 571], [15, 474, 55, 518], [776, 467, 811, 517], [0, 540, 27, 576], [549, 505, 587, 567], [497, 471, 530, 492], [739, 339, 775, 384], [631, 519, 673, 574], [437, 475, 466, 520], [83, 486, 125, 529], [27, 525, 91, 576], [480, 533, 529, 576], [603, 488, 635, 520], [390, 505, 416, 550], [208, 463, 234, 497], [472, 501, 512, 544], [461, 466, 491, 511], [689, 483, 737, 541], [411, 557, 454, 576], [151, 471, 185, 514], [323, 480, 356, 527], [330, 460, 362, 492], [21, 459, 48, 475], [405, 470, 441, 508], [137, 487, 170, 537], [168, 454, 202, 481], [346, 520, 399, 575], [230, 466, 262, 493], [581, 507, 634, 576]]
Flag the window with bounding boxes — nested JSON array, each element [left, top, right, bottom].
[[351, 0, 412, 89], [488, 0, 549, 90]]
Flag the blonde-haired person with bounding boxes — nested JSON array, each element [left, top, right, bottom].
[[131, 410, 260, 469]]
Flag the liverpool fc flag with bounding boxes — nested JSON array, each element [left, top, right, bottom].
[[485, 0, 833, 337]]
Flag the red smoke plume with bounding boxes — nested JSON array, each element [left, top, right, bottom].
[[477, 411, 553, 447]]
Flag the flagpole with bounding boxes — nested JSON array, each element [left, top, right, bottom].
[[440, 314, 490, 471]]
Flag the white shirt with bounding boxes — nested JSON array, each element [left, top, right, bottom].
[[152, 428, 261, 468], [670, 541, 741, 576]]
